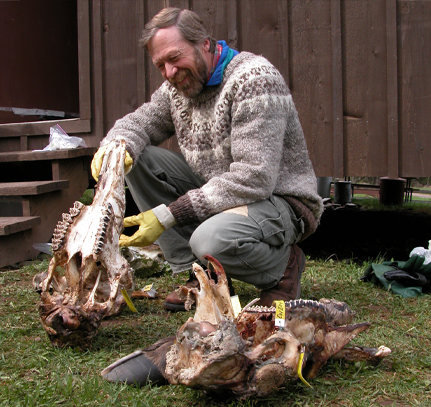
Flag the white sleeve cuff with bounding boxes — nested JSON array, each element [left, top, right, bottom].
[[152, 204, 177, 230]]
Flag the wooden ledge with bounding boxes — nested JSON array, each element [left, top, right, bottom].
[[0, 180, 69, 196], [0, 216, 41, 236], [0, 147, 96, 163]]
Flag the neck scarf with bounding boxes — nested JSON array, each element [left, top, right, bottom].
[[206, 41, 239, 86]]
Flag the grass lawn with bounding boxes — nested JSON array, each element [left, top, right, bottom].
[[1, 255, 431, 406]]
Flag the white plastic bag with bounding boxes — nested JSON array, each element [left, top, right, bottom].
[[37, 124, 87, 151], [409, 240, 431, 265]]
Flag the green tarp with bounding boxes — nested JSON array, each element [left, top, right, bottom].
[[361, 255, 431, 298]]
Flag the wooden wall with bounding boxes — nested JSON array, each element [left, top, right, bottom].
[[2, 0, 431, 178]]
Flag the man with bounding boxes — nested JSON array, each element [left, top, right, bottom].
[[92, 7, 323, 312], [96, 6, 323, 386]]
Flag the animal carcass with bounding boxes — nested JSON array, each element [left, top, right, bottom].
[[33, 140, 133, 349], [165, 255, 391, 399]]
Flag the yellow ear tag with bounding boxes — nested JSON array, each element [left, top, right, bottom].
[[273, 300, 285, 328], [143, 283, 153, 292], [297, 346, 313, 388], [230, 295, 242, 318], [121, 289, 138, 313]]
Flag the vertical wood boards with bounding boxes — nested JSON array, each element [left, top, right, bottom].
[[93, 0, 431, 177], [342, 0, 388, 177], [102, 0, 141, 132], [398, 0, 431, 177], [386, 0, 399, 179], [288, 0, 334, 176]]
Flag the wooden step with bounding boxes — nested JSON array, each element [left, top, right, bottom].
[[0, 216, 41, 236], [0, 149, 94, 267], [0, 147, 96, 163], [0, 180, 69, 196]]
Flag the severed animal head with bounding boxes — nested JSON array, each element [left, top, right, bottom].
[[165, 255, 391, 399], [33, 140, 134, 349]]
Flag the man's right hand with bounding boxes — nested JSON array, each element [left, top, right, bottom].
[[91, 145, 133, 181]]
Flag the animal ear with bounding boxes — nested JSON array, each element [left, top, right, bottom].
[[305, 322, 370, 379]]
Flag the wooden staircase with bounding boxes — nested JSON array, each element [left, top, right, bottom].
[[0, 147, 96, 268]]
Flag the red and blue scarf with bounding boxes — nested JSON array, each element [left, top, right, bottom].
[[207, 41, 239, 86]]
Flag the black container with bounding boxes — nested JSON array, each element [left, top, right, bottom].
[[379, 177, 406, 206], [334, 181, 352, 205]]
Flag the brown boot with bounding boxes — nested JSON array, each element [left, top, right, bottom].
[[163, 270, 235, 312], [258, 244, 306, 307]]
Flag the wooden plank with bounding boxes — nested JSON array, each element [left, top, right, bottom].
[[0, 118, 91, 138], [386, 0, 399, 179], [144, 0, 167, 99], [92, 0, 105, 139], [289, 0, 333, 176], [343, 0, 388, 176], [0, 216, 40, 236], [239, 0, 286, 69], [0, 180, 69, 196], [0, 147, 96, 163], [0, 197, 23, 217], [278, 0, 290, 87], [77, 0, 92, 121], [20, 136, 28, 151], [331, 0, 344, 177], [398, 0, 431, 177], [102, 0, 143, 132], [136, 0, 146, 107]]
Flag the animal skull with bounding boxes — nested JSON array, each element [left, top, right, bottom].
[[165, 255, 391, 399], [34, 140, 133, 349]]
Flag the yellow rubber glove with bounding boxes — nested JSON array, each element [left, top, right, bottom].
[[91, 145, 133, 181], [119, 209, 165, 247]]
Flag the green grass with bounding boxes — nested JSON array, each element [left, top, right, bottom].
[[1, 256, 431, 406], [350, 196, 431, 215]]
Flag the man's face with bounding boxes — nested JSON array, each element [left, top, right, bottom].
[[148, 25, 211, 98]]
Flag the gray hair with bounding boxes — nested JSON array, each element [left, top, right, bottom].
[[139, 7, 216, 52]]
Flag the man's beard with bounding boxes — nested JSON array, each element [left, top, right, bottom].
[[169, 47, 208, 98]]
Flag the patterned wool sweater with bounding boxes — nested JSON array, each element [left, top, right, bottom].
[[102, 51, 323, 233]]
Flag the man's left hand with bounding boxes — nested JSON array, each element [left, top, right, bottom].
[[91, 145, 133, 182], [119, 209, 165, 247]]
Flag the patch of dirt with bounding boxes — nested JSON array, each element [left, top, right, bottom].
[[301, 206, 431, 262]]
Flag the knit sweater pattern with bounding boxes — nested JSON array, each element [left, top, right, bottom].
[[103, 51, 323, 227]]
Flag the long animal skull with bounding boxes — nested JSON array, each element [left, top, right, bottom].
[[165, 255, 391, 399], [34, 140, 133, 348]]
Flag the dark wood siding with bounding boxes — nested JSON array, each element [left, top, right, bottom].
[[1, 0, 431, 178]]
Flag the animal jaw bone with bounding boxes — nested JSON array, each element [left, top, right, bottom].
[[34, 140, 134, 349], [165, 255, 391, 399], [176, 256, 235, 324]]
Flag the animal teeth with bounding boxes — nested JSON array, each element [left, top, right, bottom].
[[69, 208, 80, 217], [73, 201, 84, 210], [105, 203, 113, 215], [69, 201, 84, 217], [56, 221, 68, 229]]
